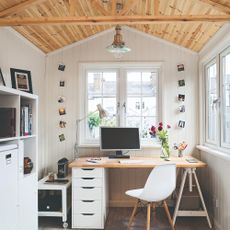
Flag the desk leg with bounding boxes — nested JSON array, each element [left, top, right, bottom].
[[192, 169, 212, 228], [173, 168, 188, 225]]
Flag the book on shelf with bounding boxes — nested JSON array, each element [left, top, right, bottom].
[[20, 104, 32, 136]]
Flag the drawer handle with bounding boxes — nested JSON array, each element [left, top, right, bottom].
[[82, 200, 95, 203], [81, 213, 95, 216], [81, 177, 95, 180], [82, 186, 95, 189], [82, 168, 94, 171]]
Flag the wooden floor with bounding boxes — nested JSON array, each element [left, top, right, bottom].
[[39, 207, 213, 230]]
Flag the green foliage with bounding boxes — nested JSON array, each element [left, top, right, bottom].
[[88, 112, 101, 130]]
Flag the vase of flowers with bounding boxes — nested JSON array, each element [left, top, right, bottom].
[[173, 141, 188, 157], [149, 122, 171, 160]]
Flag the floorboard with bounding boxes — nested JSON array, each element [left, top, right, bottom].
[[39, 207, 213, 230]]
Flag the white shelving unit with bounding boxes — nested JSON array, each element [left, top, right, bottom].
[[0, 85, 38, 230]]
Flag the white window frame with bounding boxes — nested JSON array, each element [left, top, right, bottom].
[[204, 58, 220, 146], [220, 46, 230, 149], [203, 46, 230, 153], [79, 62, 162, 146]]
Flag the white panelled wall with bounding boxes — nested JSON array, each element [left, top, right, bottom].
[[45, 27, 198, 169], [0, 28, 46, 177], [45, 27, 199, 206]]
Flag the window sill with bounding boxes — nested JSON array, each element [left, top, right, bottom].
[[196, 145, 230, 161], [79, 144, 161, 149]]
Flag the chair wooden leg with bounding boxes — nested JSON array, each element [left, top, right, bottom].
[[127, 199, 139, 230], [163, 200, 175, 230], [146, 203, 151, 230], [151, 202, 156, 226]]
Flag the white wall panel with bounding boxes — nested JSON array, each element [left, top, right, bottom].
[[45, 27, 198, 205], [0, 28, 46, 177]]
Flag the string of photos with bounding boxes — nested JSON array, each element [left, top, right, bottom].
[[58, 62, 66, 142], [177, 64, 185, 129]]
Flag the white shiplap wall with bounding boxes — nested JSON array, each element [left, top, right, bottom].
[[198, 24, 230, 230], [0, 28, 46, 177], [45, 26, 199, 170]]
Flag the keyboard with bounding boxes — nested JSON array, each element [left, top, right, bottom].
[[119, 159, 144, 164]]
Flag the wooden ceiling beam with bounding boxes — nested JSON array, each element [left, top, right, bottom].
[[0, 0, 46, 18], [0, 15, 229, 26], [198, 0, 230, 14], [90, 0, 110, 16]]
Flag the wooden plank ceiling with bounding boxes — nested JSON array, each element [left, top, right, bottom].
[[0, 0, 229, 53]]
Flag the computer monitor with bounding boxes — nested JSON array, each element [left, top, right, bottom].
[[100, 127, 140, 159]]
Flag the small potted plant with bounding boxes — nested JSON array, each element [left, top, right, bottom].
[[173, 141, 188, 157]]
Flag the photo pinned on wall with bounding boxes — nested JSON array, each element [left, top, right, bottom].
[[178, 79, 185, 87], [59, 107, 66, 115], [178, 120, 185, 128], [178, 94, 185, 101], [58, 64, 65, 71], [58, 96, 65, 103], [0, 68, 6, 86], [177, 64, 185, 72], [59, 134, 65, 142], [59, 120, 66, 128], [59, 81, 65, 87], [178, 105, 185, 113]]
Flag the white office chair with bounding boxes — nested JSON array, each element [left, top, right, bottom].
[[125, 164, 176, 230]]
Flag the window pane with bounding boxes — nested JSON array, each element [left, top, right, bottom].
[[127, 98, 141, 116], [223, 52, 230, 144], [142, 117, 157, 138], [127, 72, 141, 95], [87, 71, 117, 140], [126, 70, 158, 140], [206, 63, 218, 142]]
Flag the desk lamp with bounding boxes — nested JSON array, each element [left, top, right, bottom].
[[74, 104, 108, 158]]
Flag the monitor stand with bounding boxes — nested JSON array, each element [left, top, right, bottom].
[[108, 151, 130, 159]]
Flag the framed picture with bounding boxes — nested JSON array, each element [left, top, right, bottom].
[[59, 107, 66, 115], [59, 134, 65, 142], [10, 68, 33, 94], [177, 64, 185, 72], [178, 79, 185, 87], [178, 94, 185, 101], [0, 68, 6, 86], [60, 81, 65, 87]]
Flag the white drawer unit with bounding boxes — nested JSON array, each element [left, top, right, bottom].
[[72, 167, 108, 229]]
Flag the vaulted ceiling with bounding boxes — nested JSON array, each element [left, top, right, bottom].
[[0, 0, 229, 53]]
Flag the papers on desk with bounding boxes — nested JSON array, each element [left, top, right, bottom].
[[119, 159, 144, 164]]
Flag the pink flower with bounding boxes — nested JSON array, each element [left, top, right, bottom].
[[159, 122, 163, 126], [167, 124, 171, 129], [158, 126, 163, 131]]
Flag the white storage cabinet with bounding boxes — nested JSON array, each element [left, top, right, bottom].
[[72, 167, 108, 229]]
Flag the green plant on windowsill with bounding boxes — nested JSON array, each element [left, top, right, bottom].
[[88, 112, 101, 130]]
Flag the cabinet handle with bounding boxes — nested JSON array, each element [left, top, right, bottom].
[[82, 168, 94, 171], [81, 213, 94, 216], [81, 177, 95, 180], [82, 200, 95, 203], [82, 186, 95, 189]]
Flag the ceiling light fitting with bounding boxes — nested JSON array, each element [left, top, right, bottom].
[[106, 25, 131, 59]]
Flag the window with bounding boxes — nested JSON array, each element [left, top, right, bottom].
[[81, 63, 161, 145], [204, 46, 230, 151], [205, 60, 218, 144], [221, 49, 230, 148]]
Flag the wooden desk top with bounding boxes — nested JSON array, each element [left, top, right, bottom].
[[69, 156, 207, 169]]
